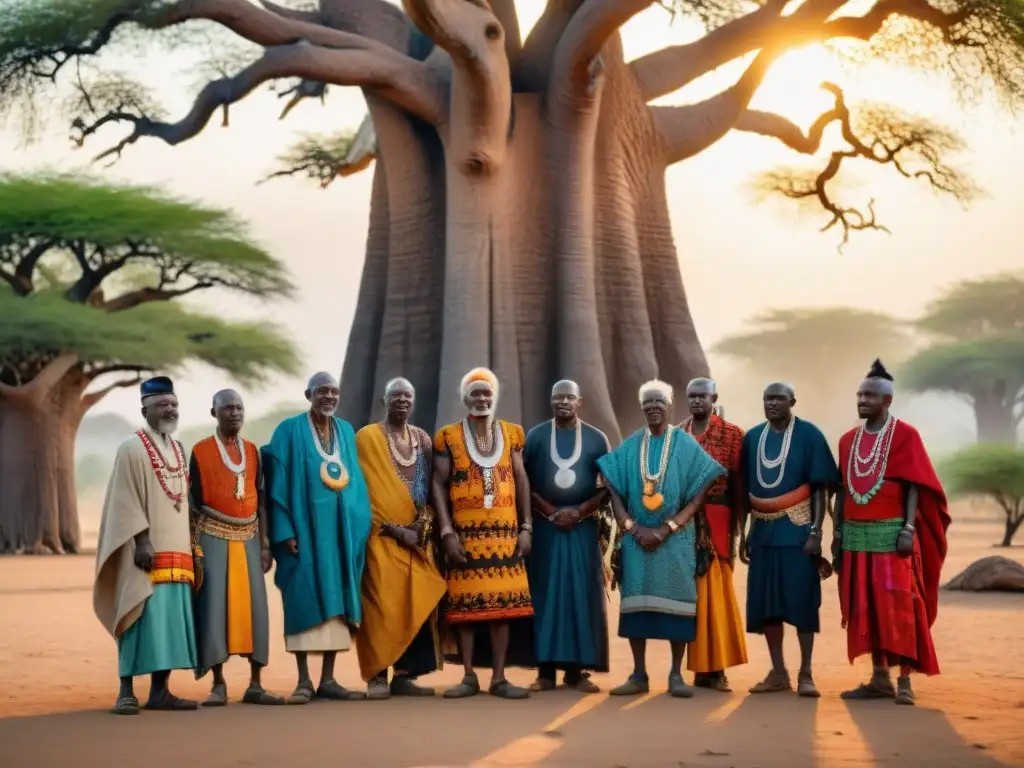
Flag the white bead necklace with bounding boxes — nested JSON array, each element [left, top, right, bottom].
[[384, 421, 418, 468], [463, 418, 504, 509], [756, 417, 795, 490], [851, 414, 896, 479], [640, 425, 675, 485], [549, 419, 582, 489], [214, 432, 247, 500]]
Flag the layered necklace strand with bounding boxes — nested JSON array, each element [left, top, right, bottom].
[[640, 425, 675, 510], [847, 415, 898, 505], [307, 412, 350, 490], [137, 429, 188, 511], [549, 418, 582, 489], [463, 418, 504, 509], [383, 420, 419, 468], [214, 432, 247, 500], [756, 417, 795, 490]]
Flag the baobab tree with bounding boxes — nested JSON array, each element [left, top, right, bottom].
[[2, 0, 1019, 441]]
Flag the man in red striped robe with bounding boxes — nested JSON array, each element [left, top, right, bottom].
[[833, 360, 950, 706]]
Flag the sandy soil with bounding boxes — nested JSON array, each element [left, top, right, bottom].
[[1, 515, 1022, 768]]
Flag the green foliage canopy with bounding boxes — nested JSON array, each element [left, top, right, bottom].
[[900, 333, 1024, 398], [917, 274, 1024, 340], [942, 443, 1024, 501], [0, 173, 299, 394]]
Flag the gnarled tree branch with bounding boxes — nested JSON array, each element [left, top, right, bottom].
[[258, 0, 322, 25], [0, 352, 81, 407], [630, 0, 789, 102], [550, 0, 651, 104], [491, 0, 524, 65], [743, 83, 978, 247], [631, 0, 971, 103], [72, 39, 442, 163], [80, 372, 145, 411], [403, 0, 509, 172]]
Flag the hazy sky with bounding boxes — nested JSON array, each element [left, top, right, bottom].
[[4, 0, 1021, 429]]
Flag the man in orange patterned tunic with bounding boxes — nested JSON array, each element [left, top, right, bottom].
[[680, 378, 748, 692], [189, 390, 284, 706], [431, 367, 536, 700]]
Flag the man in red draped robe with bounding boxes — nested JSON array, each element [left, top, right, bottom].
[[833, 359, 950, 706]]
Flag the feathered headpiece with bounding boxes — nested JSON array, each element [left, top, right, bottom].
[[460, 367, 499, 400], [866, 358, 894, 382]]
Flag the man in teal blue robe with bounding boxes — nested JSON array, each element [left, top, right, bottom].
[[262, 372, 372, 704], [524, 380, 611, 694], [739, 381, 839, 698], [598, 379, 725, 699]]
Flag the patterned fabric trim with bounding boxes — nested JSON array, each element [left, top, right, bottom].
[[750, 497, 812, 526], [148, 552, 195, 586], [198, 515, 258, 542], [842, 518, 903, 553]]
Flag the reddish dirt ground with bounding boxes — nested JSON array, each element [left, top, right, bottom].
[[1, 516, 1022, 767]]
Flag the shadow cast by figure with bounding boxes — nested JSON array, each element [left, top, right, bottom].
[[845, 699, 1013, 768]]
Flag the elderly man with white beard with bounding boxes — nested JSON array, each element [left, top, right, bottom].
[[94, 376, 200, 715], [431, 367, 536, 700]]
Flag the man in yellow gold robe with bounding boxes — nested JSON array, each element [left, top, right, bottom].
[[355, 377, 447, 699]]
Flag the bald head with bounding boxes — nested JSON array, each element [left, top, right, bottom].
[[762, 381, 796, 425], [211, 388, 244, 437], [306, 371, 340, 417], [686, 377, 718, 419], [550, 379, 582, 424]]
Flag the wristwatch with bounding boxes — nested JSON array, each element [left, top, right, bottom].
[[519, 523, 533, 534], [666, 520, 680, 533], [622, 518, 636, 533]]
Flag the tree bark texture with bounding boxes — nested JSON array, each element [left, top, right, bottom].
[[0, 368, 88, 554], [335, 5, 709, 442], [972, 387, 1017, 445]]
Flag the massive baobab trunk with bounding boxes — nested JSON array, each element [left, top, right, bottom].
[[0, 356, 89, 554], [334, 0, 711, 441]]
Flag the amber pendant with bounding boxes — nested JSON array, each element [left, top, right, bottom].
[[643, 480, 655, 496], [642, 492, 664, 511]]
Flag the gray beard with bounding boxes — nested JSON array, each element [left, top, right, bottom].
[[157, 419, 178, 436]]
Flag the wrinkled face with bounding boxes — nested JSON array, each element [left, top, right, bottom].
[[856, 379, 890, 420], [306, 382, 339, 416], [143, 394, 179, 435], [642, 390, 671, 428], [687, 387, 716, 419], [762, 385, 794, 423], [385, 384, 415, 419], [464, 383, 494, 417], [213, 392, 244, 435], [551, 387, 581, 422]]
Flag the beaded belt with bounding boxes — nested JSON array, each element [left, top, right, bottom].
[[749, 497, 812, 527], [842, 518, 902, 553], [198, 514, 258, 542]]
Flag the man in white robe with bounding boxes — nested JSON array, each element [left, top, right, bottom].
[[93, 376, 199, 715]]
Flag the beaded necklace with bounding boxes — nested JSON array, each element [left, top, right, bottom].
[[756, 417, 795, 490], [136, 429, 189, 511], [639, 425, 675, 511], [846, 415, 898, 505]]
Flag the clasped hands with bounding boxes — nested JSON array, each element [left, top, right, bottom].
[[628, 522, 671, 552], [441, 527, 532, 566]]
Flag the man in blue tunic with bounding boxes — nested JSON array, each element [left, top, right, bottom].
[[262, 371, 373, 704], [739, 381, 839, 698], [598, 379, 725, 699], [524, 380, 611, 694]]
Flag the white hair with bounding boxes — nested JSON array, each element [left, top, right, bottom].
[[686, 377, 717, 394], [459, 368, 499, 400], [384, 377, 414, 397], [638, 378, 674, 405]]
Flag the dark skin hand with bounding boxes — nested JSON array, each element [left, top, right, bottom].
[[803, 486, 827, 557], [134, 531, 155, 571], [511, 449, 533, 558], [432, 450, 467, 566]]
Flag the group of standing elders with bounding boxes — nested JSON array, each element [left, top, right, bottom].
[[92, 359, 949, 715]]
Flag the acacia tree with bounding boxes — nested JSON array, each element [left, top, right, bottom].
[[942, 443, 1024, 546], [0, 175, 298, 555], [2, 0, 1019, 441], [713, 307, 911, 438], [902, 275, 1024, 444]]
